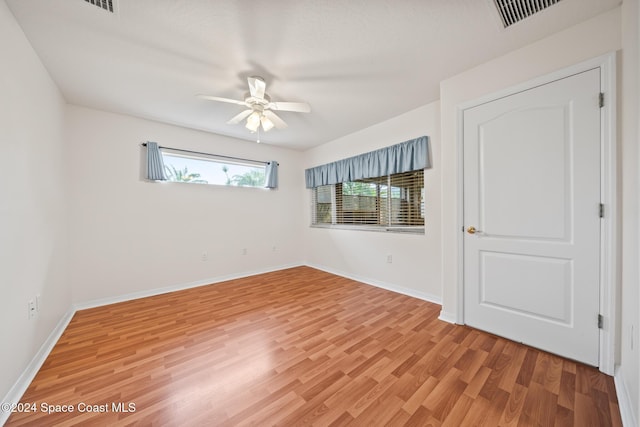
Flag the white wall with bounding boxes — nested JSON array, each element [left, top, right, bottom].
[[0, 0, 71, 400], [302, 102, 442, 302], [439, 5, 639, 424], [439, 6, 622, 321], [620, 0, 640, 423], [66, 106, 305, 304]]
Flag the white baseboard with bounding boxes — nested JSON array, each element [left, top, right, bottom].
[[614, 367, 638, 427], [0, 308, 75, 426], [74, 263, 302, 311], [438, 310, 458, 324], [305, 263, 442, 305]]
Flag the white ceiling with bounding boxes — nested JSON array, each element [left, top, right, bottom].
[[7, 0, 620, 150]]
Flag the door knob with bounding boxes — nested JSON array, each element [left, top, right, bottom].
[[467, 226, 481, 234]]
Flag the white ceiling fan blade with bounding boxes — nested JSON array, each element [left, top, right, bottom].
[[248, 76, 266, 99], [197, 94, 247, 106], [227, 109, 253, 125], [263, 110, 288, 129], [268, 101, 311, 113]]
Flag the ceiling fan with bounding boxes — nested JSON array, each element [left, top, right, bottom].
[[198, 76, 311, 135]]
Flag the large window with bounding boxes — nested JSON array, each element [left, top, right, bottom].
[[311, 170, 424, 233], [161, 150, 266, 188], [305, 136, 429, 233]]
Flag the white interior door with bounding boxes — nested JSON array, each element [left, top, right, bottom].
[[463, 68, 601, 366]]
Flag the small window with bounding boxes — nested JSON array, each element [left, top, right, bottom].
[[311, 170, 425, 233], [161, 150, 266, 188]]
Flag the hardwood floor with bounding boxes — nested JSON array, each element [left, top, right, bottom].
[[7, 266, 621, 426]]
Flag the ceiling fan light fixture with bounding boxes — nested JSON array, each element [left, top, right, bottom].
[[260, 115, 274, 132], [245, 111, 261, 132]]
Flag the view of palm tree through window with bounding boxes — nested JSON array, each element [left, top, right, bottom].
[[161, 153, 266, 187]]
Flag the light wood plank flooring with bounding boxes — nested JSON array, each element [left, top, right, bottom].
[[7, 266, 621, 426]]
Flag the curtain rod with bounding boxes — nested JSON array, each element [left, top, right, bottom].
[[141, 143, 273, 165]]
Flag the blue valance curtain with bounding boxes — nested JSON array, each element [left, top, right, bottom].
[[304, 136, 430, 188], [146, 141, 167, 181]]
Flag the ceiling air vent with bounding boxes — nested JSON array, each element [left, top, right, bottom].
[[493, 0, 562, 28], [83, 0, 115, 13]]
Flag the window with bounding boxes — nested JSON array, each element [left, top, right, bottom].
[[305, 136, 429, 233], [161, 150, 266, 188], [311, 170, 424, 233]]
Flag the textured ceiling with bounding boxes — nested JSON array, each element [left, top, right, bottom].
[[6, 0, 620, 150]]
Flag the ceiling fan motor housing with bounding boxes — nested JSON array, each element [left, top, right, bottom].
[[245, 92, 270, 110]]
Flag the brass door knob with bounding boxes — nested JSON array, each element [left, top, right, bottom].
[[467, 226, 479, 234]]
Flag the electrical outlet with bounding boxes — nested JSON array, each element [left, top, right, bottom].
[[201, 252, 208, 262], [272, 246, 277, 252], [242, 248, 247, 255], [387, 254, 393, 264]]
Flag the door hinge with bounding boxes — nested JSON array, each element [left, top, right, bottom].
[[598, 314, 604, 329], [599, 92, 604, 108], [599, 203, 604, 218]]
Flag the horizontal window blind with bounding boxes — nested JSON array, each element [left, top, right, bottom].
[[311, 170, 424, 232]]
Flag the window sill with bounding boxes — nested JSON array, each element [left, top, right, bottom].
[[147, 179, 270, 190], [310, 224, 424, 235]]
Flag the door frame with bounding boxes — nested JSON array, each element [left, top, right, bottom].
[[455, 52, 617, 375]]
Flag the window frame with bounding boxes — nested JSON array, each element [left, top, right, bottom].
[[160, 148, 268, 189], [310, 169, 425, 234]]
